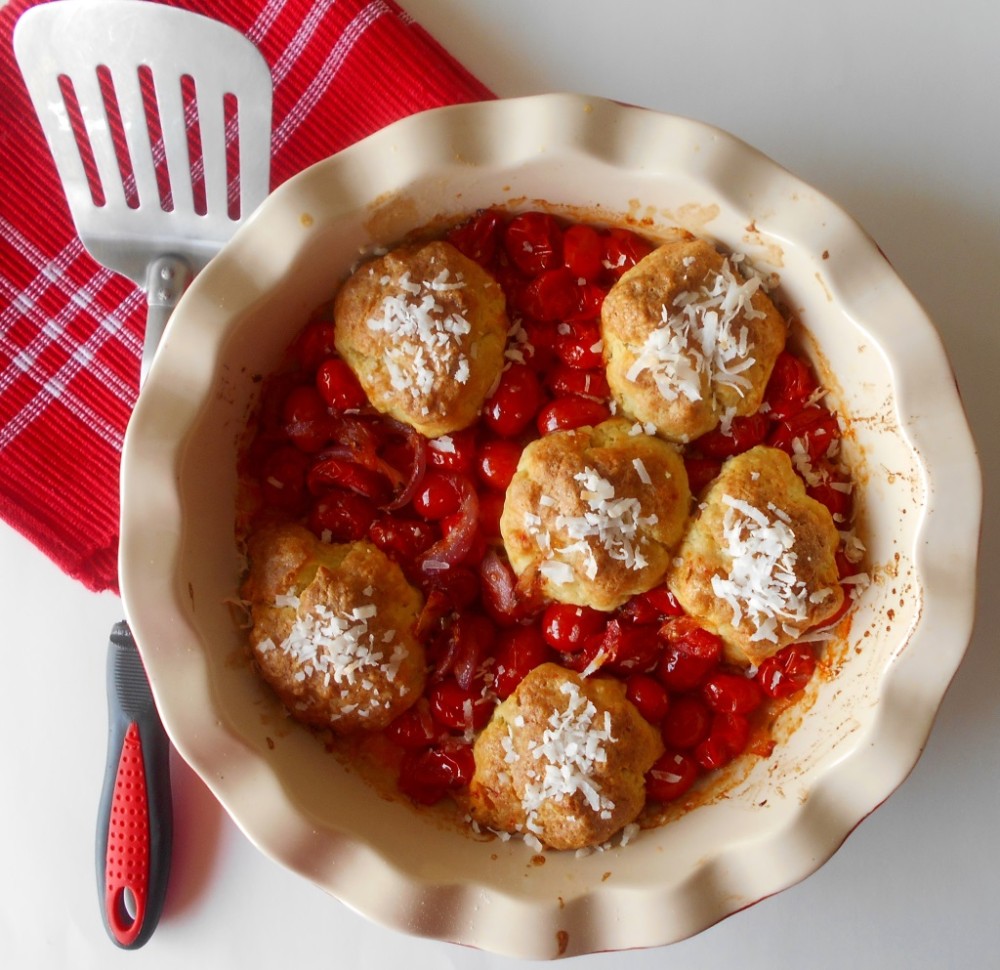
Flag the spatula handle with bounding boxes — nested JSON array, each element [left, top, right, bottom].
[[96, 622, 172, 949]]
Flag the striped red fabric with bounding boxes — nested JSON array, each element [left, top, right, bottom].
[[0, 0, 492, 593]]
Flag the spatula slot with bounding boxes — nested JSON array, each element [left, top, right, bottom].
[[179, 74, 207, 218], [136, 65, 173, 214], [224, 93, 242, 222], [95, 66, 140, 210], [56, 73, 106, 209]]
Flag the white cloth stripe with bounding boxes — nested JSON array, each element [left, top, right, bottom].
[[0, 298, 137, 453], [0, 216, 139, 392], [274, 0, 388, 147]]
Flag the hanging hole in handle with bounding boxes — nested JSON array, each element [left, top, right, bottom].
[[109, 884, 142, 943]]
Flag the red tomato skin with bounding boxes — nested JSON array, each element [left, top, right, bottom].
[[504, 212, 564, 275], [562, 223, 605, 281], [476, 438, 523, 492], [482, 364, 545, 438], [625, 673, 671, 723], [492, 626, 552, 700], [541, 603, 605, 653], [661, 694, 712, 750], [315, 357, 367, 411], [536, 396, 611, 435], [645, 750, 698, 803]]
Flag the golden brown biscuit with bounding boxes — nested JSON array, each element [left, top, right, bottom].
[[242, 523, 426, 733], [466, 663, 663, 850], [667, 445, 843, 666], [601, 238, 787, 442], [333, 240, 508, 437], [500, 418, 691, 611]]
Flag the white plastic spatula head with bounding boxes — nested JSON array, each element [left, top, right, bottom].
[[14, 0, 273, 381]]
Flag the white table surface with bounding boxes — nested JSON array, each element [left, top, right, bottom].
[[3, 1, 998, 967]]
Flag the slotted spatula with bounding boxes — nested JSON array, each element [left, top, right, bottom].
[[13, 0, 273, 948]]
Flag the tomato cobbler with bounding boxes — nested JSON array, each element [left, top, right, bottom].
[[237, 210, 865, 851]]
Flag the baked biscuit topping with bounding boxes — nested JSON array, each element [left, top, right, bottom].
[[501, 418, 691, 611], [242, 524, 426, 733], [601, 238, 787, 442], [626, 257, 764, 403], [468, 663, 663, 850], [334, 240, 507, 437], [667, 446, 844, 666]]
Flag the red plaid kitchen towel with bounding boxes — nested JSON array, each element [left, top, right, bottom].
[[0, 0, 492, 593]]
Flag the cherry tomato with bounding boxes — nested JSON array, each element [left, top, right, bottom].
[[645, 750, 698, 803], [445, 209, 505, 266], [684, 455, 722, 494], [397, 741, 476, 805], [315, 357, 367, 411], [584, 619, 661, 675], [660, 694, 712, 750], [764, 350, 818, 420], [492, 625, 551, 700], [385, 700, 440, 750], [294, 319, 336, 372], [428, 679, 494, 733], [695, 712, 751, 771], [562, 223, 605, 281], [554, 320, 603, 369], [482, 364, 546, 438], [545, 364, 610, 401], [521, 267, 581, 323], [427, 427, 477, 474], [656, 619, 724, 691], [476, 438, 523, 492], [536, 395, 611, 435], [282, 384, 330, 453], [541, 603, 606, 653], [625, 673, 670, 723], [259, 445, 309, 512], [504, 211, 563, 275], [307, 489, 377, 542], [767, 405, 841, 463], [412, 470, 463, 520], [477, 490, 505, 539], [368, 516, 439, 562], [755, 643, 817, 698], [694, 413, 769, 460], [617, 586, 684, 625], [602, 227, 654, 278], [702, 671, 765, 715]]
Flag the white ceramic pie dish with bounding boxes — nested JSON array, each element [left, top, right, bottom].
[[118, 93, 981, 959]]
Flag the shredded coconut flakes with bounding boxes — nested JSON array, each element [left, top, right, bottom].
[[535, 466, 657, 584], [626, 257, 764, 405], [367, 268, 472, 414], [514, 681, 617, 836], [711, 494, 823, 643]]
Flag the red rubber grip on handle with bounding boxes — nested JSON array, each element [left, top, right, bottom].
[[103, 721, 150, 947]]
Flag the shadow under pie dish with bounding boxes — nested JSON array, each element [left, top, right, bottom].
[[118, 94, 981, 959]]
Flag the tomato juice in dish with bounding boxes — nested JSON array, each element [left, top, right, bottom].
[[235, 209, 867, 851]]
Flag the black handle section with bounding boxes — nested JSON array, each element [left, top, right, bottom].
[[96, 620, 172, 948]]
